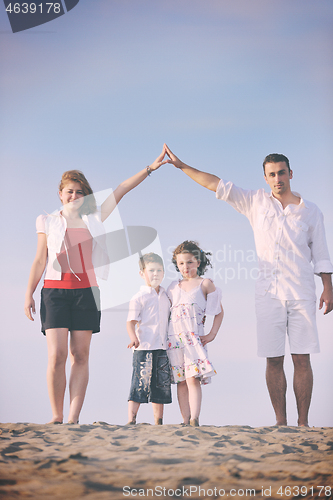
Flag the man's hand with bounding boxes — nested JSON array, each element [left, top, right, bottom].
[[164, 143, 220, 191], [319, 273, 333, 314], [319, 288, 333, 314], [164, 144, 183, 169]]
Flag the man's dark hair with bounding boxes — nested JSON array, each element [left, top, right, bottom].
[[139, 252, 164, 271], [263, 154, 290, 174]]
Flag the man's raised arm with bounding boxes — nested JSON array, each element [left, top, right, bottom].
[[165, 144, 220, 192]]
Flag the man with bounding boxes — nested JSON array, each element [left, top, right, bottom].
[[164, 144, 333, 427]]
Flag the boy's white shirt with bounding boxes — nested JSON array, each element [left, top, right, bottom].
[[127, 285, 170, 351]]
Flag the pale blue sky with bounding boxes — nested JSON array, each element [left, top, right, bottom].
[[1, 0, 332, 427]]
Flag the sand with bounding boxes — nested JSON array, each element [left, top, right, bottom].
[[0, 423, 332, 500]]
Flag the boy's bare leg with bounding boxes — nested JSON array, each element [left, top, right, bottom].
[[177, 380, 190, 424], [292, 354, 313, 427], [128, 401, 140, 424], [266, 356, 287, 425], [152, 403, 164, 425]]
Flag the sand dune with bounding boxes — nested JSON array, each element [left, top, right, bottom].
[[0, 423, 332, 499]]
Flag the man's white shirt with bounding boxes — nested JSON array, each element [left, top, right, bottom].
[[216, 179, 333, 300]]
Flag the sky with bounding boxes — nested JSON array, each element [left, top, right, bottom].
[[0, 0, 332, 429]]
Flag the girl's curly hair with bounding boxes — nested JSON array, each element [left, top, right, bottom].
[[172, 240, 212, 276]]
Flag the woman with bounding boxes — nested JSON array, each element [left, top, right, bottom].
[[24, 148, 167, 424]]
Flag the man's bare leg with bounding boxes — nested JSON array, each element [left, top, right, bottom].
[[291, 354, 313, 427], [266, 356, 287, 425]]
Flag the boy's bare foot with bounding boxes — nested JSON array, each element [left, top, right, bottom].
[[127, 416, 136, 425], [47, 420, 63, 424], [154, 418, 163, 425], [190, 418, 199, 427]]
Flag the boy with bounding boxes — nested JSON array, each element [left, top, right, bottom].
[[127, 253, 171, 425]]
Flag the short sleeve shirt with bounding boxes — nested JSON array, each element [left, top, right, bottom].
[[127, 286, 170, 350]]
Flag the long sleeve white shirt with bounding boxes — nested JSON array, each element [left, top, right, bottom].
[[216, 179, 333, 300]]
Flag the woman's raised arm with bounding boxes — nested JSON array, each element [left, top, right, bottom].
[[100, 146, 167, 222]]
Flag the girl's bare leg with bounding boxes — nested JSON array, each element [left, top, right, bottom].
[[46, 328, 69, 423], [177, 380, 190, 424], [187, 376, 202, 423], [68, 330, 92, 423], [152, 403, 164, 425], [128, 401, 140, 424]]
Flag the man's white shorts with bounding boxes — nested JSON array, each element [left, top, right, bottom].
[[255, 294, 320, 358]]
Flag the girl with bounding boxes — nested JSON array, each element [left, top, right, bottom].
[[24, 148, 167, 425], [167, 240, 223, 427]]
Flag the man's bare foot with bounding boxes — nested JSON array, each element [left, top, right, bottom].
[[190, 418, 199, 427], [154, 418, 163, 425], [47, 420, 63, 424], [275, 419, 288, 426]]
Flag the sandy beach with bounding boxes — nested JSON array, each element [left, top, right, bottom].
[[0, 423, 332, 499]]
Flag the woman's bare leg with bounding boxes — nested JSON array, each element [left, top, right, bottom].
[[177, 380, 190, 424], [45, 328, 68, 423], [68, 330, 92, 423]]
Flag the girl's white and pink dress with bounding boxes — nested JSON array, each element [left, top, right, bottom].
[[167, 279, 222, 385]]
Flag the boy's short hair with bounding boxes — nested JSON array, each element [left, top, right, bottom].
[[139, 253, 164, 271]]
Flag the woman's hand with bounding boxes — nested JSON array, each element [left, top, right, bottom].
[[24, 295, 36, 321], [148, 145, 168, 171]]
